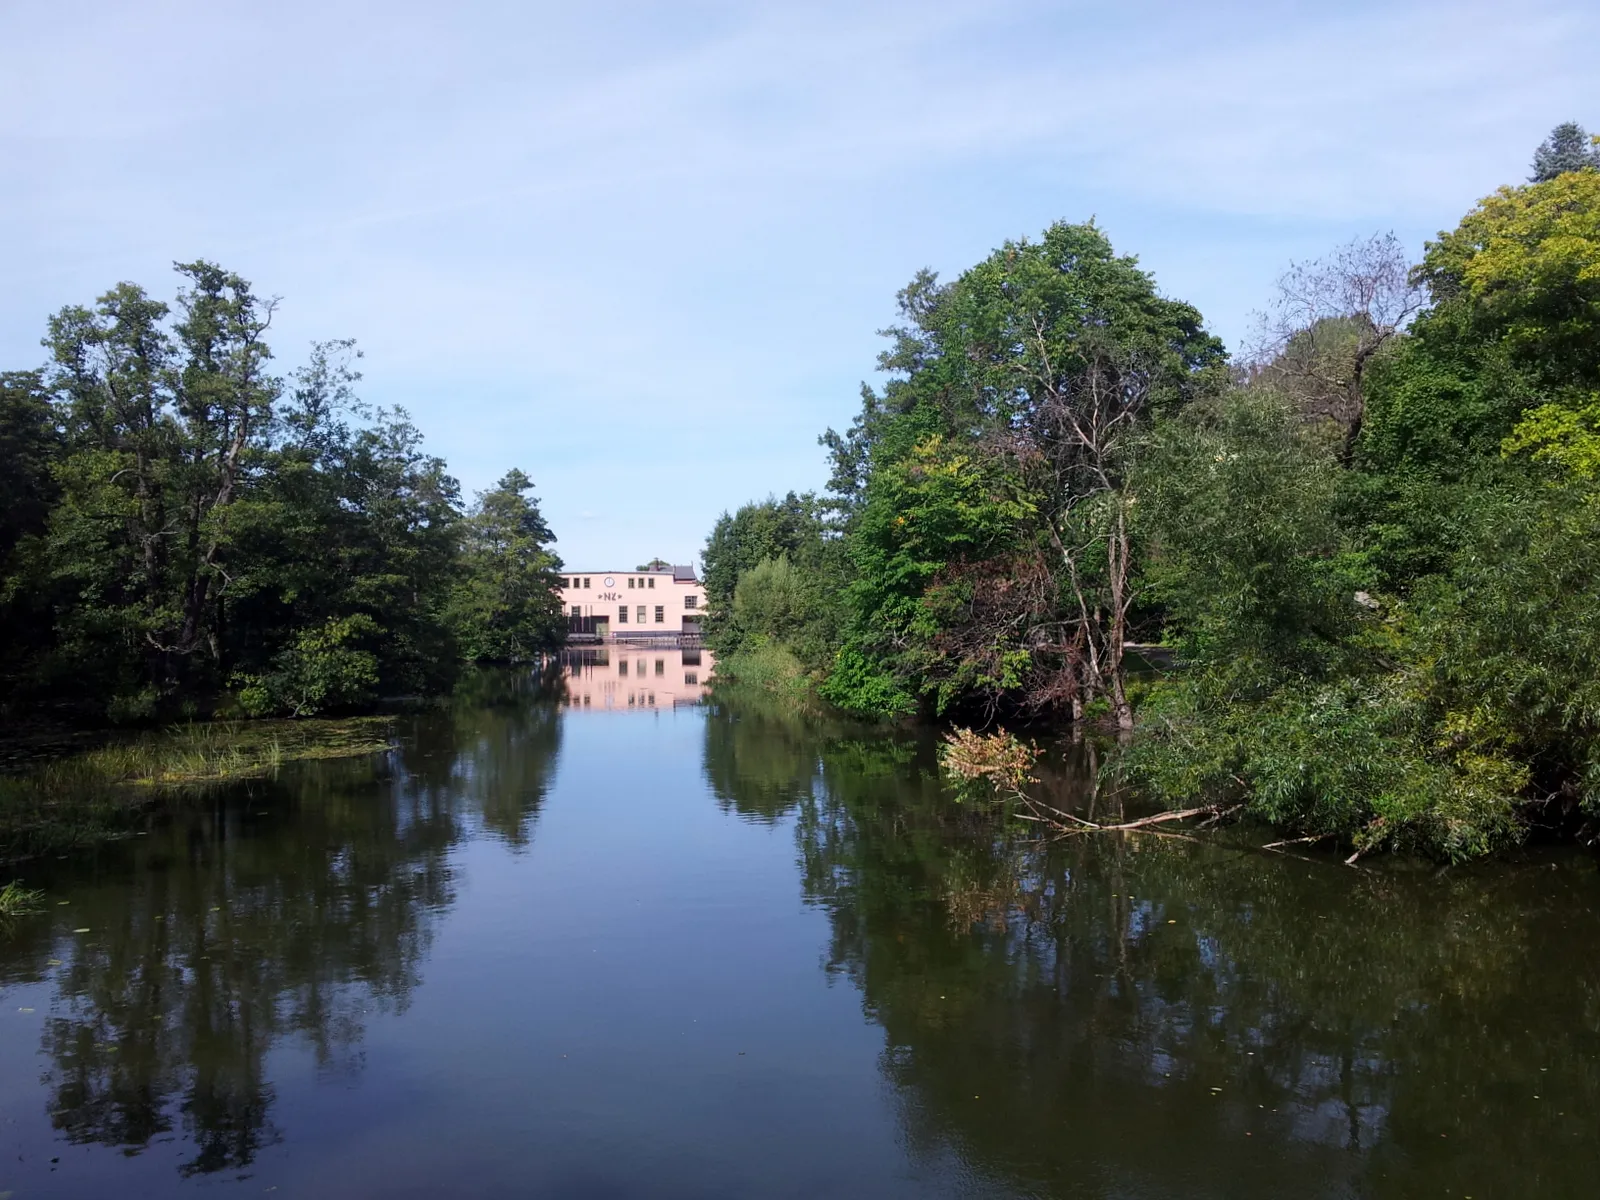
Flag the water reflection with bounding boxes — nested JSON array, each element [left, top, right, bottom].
[[0, 666, 565, 1179], [701, 688, 1600, 1199], [558, 645, 714, 710], [4, 675, 1599, 1196]]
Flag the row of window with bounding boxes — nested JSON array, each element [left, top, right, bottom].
[[568, 603, 695, 621], [559, 576, 662, 589], [564, 691, 692, 707], [615, 658, 671, 676]]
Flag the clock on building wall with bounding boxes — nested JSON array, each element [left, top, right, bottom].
[[603, 576, 615, 587]]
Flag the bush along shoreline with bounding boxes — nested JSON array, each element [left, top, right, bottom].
[[700, 122, 1600, 862]]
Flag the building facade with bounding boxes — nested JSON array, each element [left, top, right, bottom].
[[559, 564, 705, 639]]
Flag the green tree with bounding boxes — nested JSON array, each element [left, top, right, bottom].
[[1529, 120, 1599, 183], [822, 220, 1226, 723], [448, 469, 565, 662], [1127, 164, 1600, 858], [0, 371, 61, 701], [731, 555, 809, 642], [1, 266, 543, 721], [702, 493, 826, 625]]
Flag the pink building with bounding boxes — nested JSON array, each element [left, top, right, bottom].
[[559, 564, 705, 639]]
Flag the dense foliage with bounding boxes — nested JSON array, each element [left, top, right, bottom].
[[0, 264, 565, 723], [707, 121, 1600, 858]]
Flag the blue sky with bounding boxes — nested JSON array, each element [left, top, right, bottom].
[[3, 0, 1596, 570]]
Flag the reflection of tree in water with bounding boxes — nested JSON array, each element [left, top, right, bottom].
[[12, 668, 565, 1178], [700, 685, 913, 825], [409, 663, 567, 847], [709, 702, 1600, 1198]]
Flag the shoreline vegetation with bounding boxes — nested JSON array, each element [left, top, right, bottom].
[[0, 266, 566, 730], [702, 122, 1600, 863], [0, 717, 397, 862], [6, 125, 1600, 868]]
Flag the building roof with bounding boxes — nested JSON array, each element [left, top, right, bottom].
[[672, 564, 696, 582]]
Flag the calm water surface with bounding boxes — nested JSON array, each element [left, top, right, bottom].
[[3, 660, 1599, 1198]]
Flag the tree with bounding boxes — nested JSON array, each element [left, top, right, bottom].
[[732, 555, 809, 642], [448, 470, 565, 662], [822, 220, 1226, 724], [636, 557, 672, 571], [1247, 233, 1428, 459], [1418, 167, 1600, 389], [0, 370, 61, 697], [1, 264, 543, 720], [0, 370, 59, 563], [1529, 121, 1599, 183], [702, 493, 827, 632]]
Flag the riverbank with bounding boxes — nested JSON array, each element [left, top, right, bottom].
[[707, 639, 814, 703], [0, 717, 396, 861]]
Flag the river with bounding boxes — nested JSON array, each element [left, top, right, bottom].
[[2, 656, 1597, 1197]]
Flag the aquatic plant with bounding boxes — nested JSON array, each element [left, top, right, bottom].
[[0, 879, 45, 916], [0, 717, 394, 859]]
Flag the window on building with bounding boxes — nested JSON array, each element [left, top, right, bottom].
[[583, 577, 590, 589], [684, 594, 698, 609], [685, 672, 698, 685], [648, 577, 655, 588], [570, 605, 581, 619], [627, 577, 634, 588], [636, 605, 646, 623], [619, 660, 628, 676], [654, 606, 664, 623], [618, 605, 628, 623], [655, 658, 664, 676]]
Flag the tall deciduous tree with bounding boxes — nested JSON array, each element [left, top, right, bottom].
[[823, 220, 1225, 724]]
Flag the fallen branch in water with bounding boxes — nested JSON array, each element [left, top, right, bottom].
[[1020, 798, 1238, 833], [1261, 834, 1331, 850], [936, 728, 1288, 849]]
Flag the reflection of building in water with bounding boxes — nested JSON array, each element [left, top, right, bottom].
[[559, 646, 715, 709]]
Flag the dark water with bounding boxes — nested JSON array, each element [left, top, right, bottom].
[[3, 664, 1600, 1199]]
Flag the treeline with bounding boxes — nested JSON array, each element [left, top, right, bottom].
[[704, 121, 1600, 859], [0, 262, 565, 723]]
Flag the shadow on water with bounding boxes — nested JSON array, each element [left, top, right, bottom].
[[700, 687, 1600, 1199], [0, 665, 566, 1179]]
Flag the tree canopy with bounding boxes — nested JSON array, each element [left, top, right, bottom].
[[0, 264, 565, 722], [706, 121, 1600, 858]]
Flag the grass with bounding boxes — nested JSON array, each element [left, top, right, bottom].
[[0, 717, 396, 861], [713, 640, 814, 701], [0, 879, 45, 917]]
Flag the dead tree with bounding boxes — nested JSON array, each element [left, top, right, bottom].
[[1247, 232, 1427, 461], [1014, 347, 1153, 732]]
